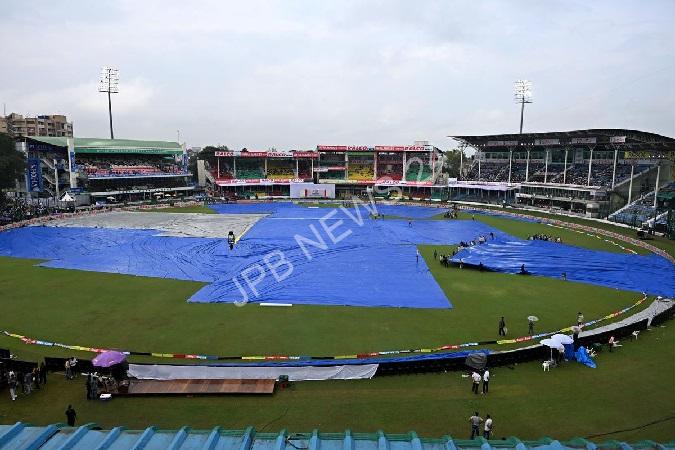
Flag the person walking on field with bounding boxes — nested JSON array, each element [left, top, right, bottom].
[[39, 362, 47, 385], [8, 371, 18, 401], [469, 412, 483, 439], [498, 317, 506, 336], [528, 318, 535, 335], [65, 405, 77, 427], [482, 369, 490, 394], [23, 371, 32, 395], [471, 371, 481, 394], [484, 415, 493, 440]]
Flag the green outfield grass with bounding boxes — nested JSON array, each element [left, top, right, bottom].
[[0, 208, 672, 440], [467, 204, 675, 258], [0, 249, 643, 360], [452, 212, 648, 255], [1, 324, 672, 440]]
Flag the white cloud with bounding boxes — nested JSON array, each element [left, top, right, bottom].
[[1, 0, 674, 149]]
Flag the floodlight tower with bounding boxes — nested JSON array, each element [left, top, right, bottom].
[[98, 67, 119, 139], [514, 80, 533, 135]]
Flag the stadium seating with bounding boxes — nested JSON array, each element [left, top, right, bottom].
[[297, 161, 313, 179], [266, 160, 295, 179], [610, 181, 675, 227], [322, 171, 347, 180], [348, 163, 374, 181], [464, 160, 650, 188], [406, 165, 433, 181], [81, 156, 184, 178]]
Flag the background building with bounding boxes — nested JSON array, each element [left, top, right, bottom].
[[0, 113, 73, 138]]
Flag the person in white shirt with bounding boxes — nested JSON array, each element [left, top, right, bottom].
[[471, 371, 481, 394], [484, 415, 493, 439], [482, 369, 490, 394]]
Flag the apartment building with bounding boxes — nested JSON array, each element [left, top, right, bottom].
[[0, 113, 73, 137]]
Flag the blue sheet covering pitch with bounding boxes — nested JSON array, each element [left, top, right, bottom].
[[0, 204, 499, 308], [451, 236, 675, 297], [1, 203, 672, 307]]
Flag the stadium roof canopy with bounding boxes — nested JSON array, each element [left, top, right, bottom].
[[24, 136, 183, 154], [0, 423, 672, 450], [451, 129, 675, 151]]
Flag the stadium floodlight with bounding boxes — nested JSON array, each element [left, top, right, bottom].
[[514, 80, 533, 135], [98, 67, 120, 139]]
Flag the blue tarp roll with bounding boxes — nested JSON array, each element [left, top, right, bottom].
[[451, 236, 675, 298], [575, 346, 597, 368]]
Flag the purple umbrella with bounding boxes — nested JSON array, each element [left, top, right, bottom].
[[92, 351, 127, 368]]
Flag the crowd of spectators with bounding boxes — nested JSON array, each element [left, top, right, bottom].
[[464, 162, 646, 188], [527, 234, 562, 243], [81, 156, 184, 178], [0, 196, 55, 224]]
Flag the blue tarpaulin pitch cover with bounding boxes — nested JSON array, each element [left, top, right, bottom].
[[1, 202, 672, 307], [451, 236, 674, 298]]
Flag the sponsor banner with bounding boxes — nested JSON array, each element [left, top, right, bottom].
[[216, 178, 307, 186], [610, 136, 627, 144], [486, 140, 519, 147], [317, 145, 370, 151], [319, 179, 376, 184], [624, 151, 675, 161], [27, 159, 43, 192], [68, 150, 77, 172], [215, 151, 308, 158], [571, 137, 597, 144], [292, 152, 319, 159], [402, 181, 434, 186], [374, 145, 426, 152], [534, 139, 560, 146], [28, 142, 61, 151], [313, 167, 329, 172]]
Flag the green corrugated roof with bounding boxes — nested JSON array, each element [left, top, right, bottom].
[[27, 136, 182, 153]]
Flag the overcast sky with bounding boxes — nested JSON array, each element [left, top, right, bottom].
[[1, 0, 674, 150]]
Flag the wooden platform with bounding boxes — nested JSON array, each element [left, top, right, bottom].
[[121, 379, 276, 396]]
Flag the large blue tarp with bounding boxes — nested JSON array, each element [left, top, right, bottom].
[[0, 204, 499, 308], [451, 235, 675, 297], [1, 203, 672, 307]]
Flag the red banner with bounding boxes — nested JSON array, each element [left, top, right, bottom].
[[317, 145, 370, 151], [293, 152, 319, 159], [374, 145, 425, 152]]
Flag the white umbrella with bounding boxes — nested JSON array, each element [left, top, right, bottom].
[[528, 316, 539, 322], [551, 334, 574, 345], [540, 338, 563, 361]]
